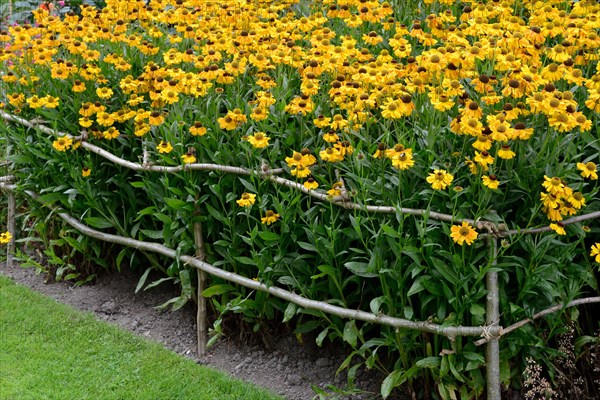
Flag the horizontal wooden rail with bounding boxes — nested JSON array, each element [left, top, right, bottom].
[[475, 296, 600, 346], [5, 111, 599, 235], [0, 181, 501, 340]]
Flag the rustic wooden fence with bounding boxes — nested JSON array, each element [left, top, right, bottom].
[[2, 111, 599, 400]]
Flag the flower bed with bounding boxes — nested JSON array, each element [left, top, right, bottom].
[[1, 0, 600, 398]]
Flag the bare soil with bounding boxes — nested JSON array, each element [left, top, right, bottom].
[[1, 262, 383, 400]]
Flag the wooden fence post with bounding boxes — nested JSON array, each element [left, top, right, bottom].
[[5, 140, 15, 268], [6, 189, 15, 267], [486, 236, 501, 400], [193, 207, 208, 356]]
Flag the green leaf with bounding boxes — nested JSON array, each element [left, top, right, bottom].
[[277, 276, 298, 288], [84, 217, 113, 229], [154, 213, 172, 225], [408, 276, 427, 296], [500, 359, 511, 386], [381, 224, 400, 238], [155, 296, 180, 310], [234, 256, 256, 266], [381, 370, 402, 398], [201, 284, 237, 297], [135, 267, 152, 293], [462, 351, 485, 364], [283, 303, 297, 323], [316, 328, 329, 347], [470, 303, 486, 316], [402, 246, 421, 265], [258, 231, 279, 242], [416, 356, 440, 369], [115, 248, 130, 272], [297, 241, 317, 252], [343, 320, 358, 347], [294, 320, 321, 334], [238, 177, 257, 193], [139, 229, 163, 240], [370, 296, 385, 314], [136, 206, 157, 218], [61, 236, 83, 252], [311, 265, 337, 279], [165, 198, 187, 210], [429, 257, 459, 285], [205, 203, 229, 225], [144, 277, 174, 291], [179, 269, 192, 298], [130, 181, 145, 188], [344, 261, 378, 278]]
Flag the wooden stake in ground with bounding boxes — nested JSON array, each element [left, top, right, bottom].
[[193, 207, 208, 356], [485, 237, 501, 400], [5, 142, 15, 268], [7, 190, 15, 267]]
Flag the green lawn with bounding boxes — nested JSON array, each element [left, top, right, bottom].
[[0, 275, 283, 400]]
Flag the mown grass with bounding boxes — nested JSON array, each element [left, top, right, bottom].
[[0, 275, 283, 400]]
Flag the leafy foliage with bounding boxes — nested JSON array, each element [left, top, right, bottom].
[[1, 0, 599, 398]]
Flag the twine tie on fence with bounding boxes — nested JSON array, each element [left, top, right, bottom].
[[480, 324, 495, 341]]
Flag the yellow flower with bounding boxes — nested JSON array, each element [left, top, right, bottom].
[[181, 153, 197, 164], [82, 167, 91, 177], [53, 136, 73, 152], [286, 151, 309, 168], [549, 223, 566, 235], [542, 176, 566, 196], [426, 169, 453, 190], [482, 175, 500, 189], [26, 95, 46, 109], [160, 87, 180, 105], [450, 222, 478, 246], [236, 192, 256, 207], [381, 99, 403, 119], [148, 111, 165, 126], [327, 182, 343, 197], [156, 141, 173, 154], [7, 93, 25, 108], [0, 231, 12, 245], [472, 134, 493, 152], [250, 106, 269, 122], [72, 80, 86, 92], [261, 210, 280, 225], [497, 145, 516, 160], [567, 192, 585, 209], [314, 115, 331, 128], [303, 178, 319, 190], [474, 151, 494, 168], [246, 132, 270, 149], [96, 87, 114, 99], [373, 143, 387, 159], [577, 162, 598, 180], [43, 96, 59, 108], [322, 131, 339, 143], [96, 111, 115, 127], [319, 147, 344, 163], [103, 127, 120, 140], [391, 151, 415, 170], [290, 166, 311, 178], [218, 115, 238, 131], [285, 96, 314, 116], [189, 122, 207, 136], [385, 144, 410, 159], [591, 243, 600, 263], [329, 114, 348, 131], [79, 117, 93, 127]]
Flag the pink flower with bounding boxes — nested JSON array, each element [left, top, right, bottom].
[[58, 0, 65, 6]]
